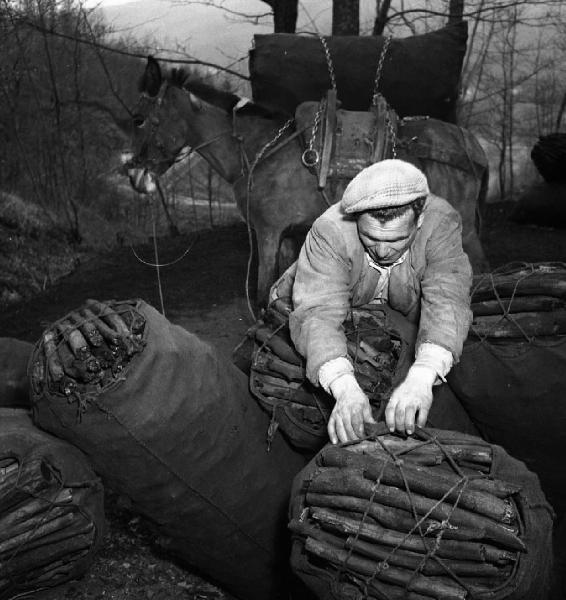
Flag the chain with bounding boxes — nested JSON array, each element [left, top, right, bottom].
[[318, 35, 337, 91], [248, 118, 294, 185], [372, 35, 392, 106], [386, 112, 397, 158], [371, 34, 398, 158], [301, 98, 325, 168]]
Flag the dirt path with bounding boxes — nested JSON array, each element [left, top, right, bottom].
[[1, 211, 566, 599]]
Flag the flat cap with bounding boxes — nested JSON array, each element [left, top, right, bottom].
[[341, 159, 430, 213]]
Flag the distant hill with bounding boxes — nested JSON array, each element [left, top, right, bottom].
[[100, 0, 334, 75]]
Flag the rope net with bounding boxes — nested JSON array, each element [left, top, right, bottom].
[[0, 412, 104, 598], [289, 425, 537, 600]]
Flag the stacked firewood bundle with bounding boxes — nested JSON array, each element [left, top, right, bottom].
[[0, 410, 104, 598], [469, 262, 566, 339], [249, 300, 410, 451], [29, 299, 146, 409], [531, 133, 566, 182], [289, 425, 554, 600]]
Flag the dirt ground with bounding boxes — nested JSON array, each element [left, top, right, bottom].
[[1, 203, 566, 599]]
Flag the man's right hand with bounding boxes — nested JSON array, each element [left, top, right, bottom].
[[328, 374, 375, 444]]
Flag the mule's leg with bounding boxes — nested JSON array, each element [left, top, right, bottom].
[[255, 228, 281, 307]]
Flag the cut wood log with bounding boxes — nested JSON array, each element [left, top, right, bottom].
[[305, 537, 468, 600], [308, 468, 524, 551], [470, 310, 566, 338], [310, 508, 515, 565], [320, 446, 515, 524], [305, 494, 484, 542]]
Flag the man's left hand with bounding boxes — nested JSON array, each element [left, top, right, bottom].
[[385, 365, 436, 435]]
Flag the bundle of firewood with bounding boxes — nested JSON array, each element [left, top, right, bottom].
[[531, 133, 566, 182], [0, 410, 104, 598], [249, 300, 411, 451], [290, 425, 554, 600], [469, 262, 566, 339], [30, 299, 146, 407]]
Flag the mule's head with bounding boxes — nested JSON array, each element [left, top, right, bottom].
[[126, 57, 204, 193]]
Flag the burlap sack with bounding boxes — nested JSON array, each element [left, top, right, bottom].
[[30, 299, 306, 600]]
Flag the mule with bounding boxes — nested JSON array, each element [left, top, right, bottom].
[[126, 57, 489, 304]]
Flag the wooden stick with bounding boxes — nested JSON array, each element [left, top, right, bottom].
[[255, 326, 303, 365], [305, 493, 468, 540], [252, 351, 306, 382], [320, 447, 515, 524], [348, 573, 439, 600], [0, 512, 76, 556], [0, 459, 54, 512], [308, 469, 525, 551], [85, 299, 136, 355], [56, 320, 89, 360], [345, 536, 503, 577], [352, 437, 492, 466], [81, 307, 121, 347], [471, 272, 566, 302], [305, 537, 468, 600], [310, 508, 516, 565], [0, 505, 73, 546], [253, 374, 327, 409], [68, 310, 103, 347], [471, 295, 564, 316], [43, 331, 64, 382], [0, 489, 72, 533], [470, 310, 566, 338], [8, 522, 94, 556], [343, 442, 519, 498]]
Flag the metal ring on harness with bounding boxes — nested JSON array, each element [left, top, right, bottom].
[[301, 148, 320, 167]]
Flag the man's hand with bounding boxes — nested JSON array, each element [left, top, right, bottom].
[[385, 365, 436, 435], [328, 374, 375, 444]]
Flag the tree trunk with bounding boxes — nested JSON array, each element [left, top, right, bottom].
[[373, 0, 391, 35], [448, 0, 465, 24], [262, 0, 298, 33], [332, 0, 359, 36]]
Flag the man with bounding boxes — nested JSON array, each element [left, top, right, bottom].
[[275, 159, 472, 444]]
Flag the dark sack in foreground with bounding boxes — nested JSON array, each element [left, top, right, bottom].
[[249, 22, 467, 122], [448, 262, 566, 513], [0, 408, 104, 599], [29, 298, 306, 600], [289, 424, 554, 600]]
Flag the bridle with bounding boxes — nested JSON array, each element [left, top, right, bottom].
[[130, 79, 303, 184]]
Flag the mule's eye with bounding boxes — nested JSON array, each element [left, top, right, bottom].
[[133, 115, 145, 128]]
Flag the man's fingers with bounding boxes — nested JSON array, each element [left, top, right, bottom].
[[327, 415, 338, 445], [385, 400, 397, 432], [351, 410, 365, 438], [417, 405, 430, 429], [363, 405, 376, 424], [335, 417, 351, 444], [404, 405, 417, 436], [395, 403, 407, 434]]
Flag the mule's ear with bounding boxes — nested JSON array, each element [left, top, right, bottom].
[[139, 56, 162, 97]]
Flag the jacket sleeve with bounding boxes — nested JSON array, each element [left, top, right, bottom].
[[416, 210, 473, 363], [289, 217, 354, 385]]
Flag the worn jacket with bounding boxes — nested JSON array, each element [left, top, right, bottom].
[[274, 195, 473, 385]]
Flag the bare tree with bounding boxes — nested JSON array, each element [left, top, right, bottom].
[[260, 0, 297, 32]]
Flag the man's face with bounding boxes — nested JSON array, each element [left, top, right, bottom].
[[357, 210, 422, 265]]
